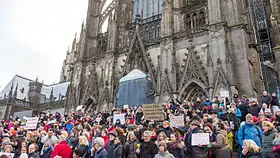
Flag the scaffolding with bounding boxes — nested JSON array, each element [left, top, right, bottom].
[[249, 0, 279, 92]]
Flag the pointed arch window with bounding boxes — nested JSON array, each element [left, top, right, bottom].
[[185, 7, 207, 31], [132, 0, 163, 21]]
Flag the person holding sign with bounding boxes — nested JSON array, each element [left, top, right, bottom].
[[186, 120, 208, 158]]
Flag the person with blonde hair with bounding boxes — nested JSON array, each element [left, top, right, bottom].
[[155, 131, 169, 146], [124, 131, 139, 158], [76, 135, 89, 157], [262, 121, 277, 158], [242, 139, 262, 157]]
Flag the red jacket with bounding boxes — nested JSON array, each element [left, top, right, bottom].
[[51, 141, 72, 158]]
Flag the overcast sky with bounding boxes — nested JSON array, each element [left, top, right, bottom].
[[0, 0, 88, 90]]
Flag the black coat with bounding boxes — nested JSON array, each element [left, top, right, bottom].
[[271, 96, 279, 106], [248, 105, 261, 117], [113, 144, 123, 158], [138, 141, 158, 158], [106, 141, 115, 158], [28, 152, 41, 158]]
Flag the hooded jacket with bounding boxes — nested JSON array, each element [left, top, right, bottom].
[[238, 122, 263, 147]]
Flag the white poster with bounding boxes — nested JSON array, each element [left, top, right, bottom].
[[113, 114, 125, 124], [24, 117, 39, 130], [191, 133, 210, 146]]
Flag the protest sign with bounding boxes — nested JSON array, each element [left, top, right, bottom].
[[113, 114, 126, 124], [191, 133, 210, 146], [142, 104, 164, 121], [220, 90, 229, 98], [0, 152, 14, 158], [123, 105, 129, 109], [170, 115, 184, 127], [24, 117, 39, 130]]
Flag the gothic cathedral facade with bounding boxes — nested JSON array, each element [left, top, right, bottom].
[[60, 0, 280, 111]]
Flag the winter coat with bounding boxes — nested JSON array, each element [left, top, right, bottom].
[[106, 141, 115, 158], [154, 151, 175, 158], [212, 130, 230, 158], [187, 127, 208, 158], [162, 127, 173, 138], [248, 105, 261, 117], [272, 144, 280, 158], [135, 112, 144, 124], [263, 128, 277, 158], [112, 144, 123, 158], [28, 152, 41, 158], [41, 146, 53, 158], [67, 136, 78, 149], [76, 144, 89, 157], [51, 141, 72, 158], [138, 140, 158, 158], [242, 152, 262, 158], [262, 95, 272, 105], [167, 142, 185, 158], [271, 96, 279, 106], [238, 122, 263, 147], [124, 139, 138, 158], [94, 147, 108, 158]]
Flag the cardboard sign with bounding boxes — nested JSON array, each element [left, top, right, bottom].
[[113, 114, 126, 124], [24, 117, 39, 129], [170, 115, 185, 127], [220, 90, 229, 98], [191, 133, 210, 146], [142, 104, 164, 121]]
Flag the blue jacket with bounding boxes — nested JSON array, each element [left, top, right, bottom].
[[238, 122, 263, 147], [235, 108, 242, 119]]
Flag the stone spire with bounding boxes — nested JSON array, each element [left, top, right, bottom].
[[49, 87, 54, 101], [13, 83, 18, 98], [8, 83, 13, 98]]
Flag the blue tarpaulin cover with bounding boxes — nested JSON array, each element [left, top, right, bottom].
[[116, 69, 155, 109]]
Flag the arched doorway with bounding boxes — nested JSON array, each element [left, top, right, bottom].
[[178, 80, 208, 102]]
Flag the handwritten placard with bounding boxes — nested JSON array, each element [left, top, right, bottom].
[[143, 104, 164, 121], [113, 114, 126, 124], [191, 133, 210, 146], [24, 117, 39, 130], [170, 115, 184, 127]]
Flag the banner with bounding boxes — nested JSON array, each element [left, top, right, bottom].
[[143, 104, 164, 121], [0, 152, 14, 158], [113, 114, 126, 124], [24, 117, 39, 130], [170, 115, 184, 127]]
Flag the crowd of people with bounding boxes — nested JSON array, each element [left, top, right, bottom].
[[0, 91, 280, 158]]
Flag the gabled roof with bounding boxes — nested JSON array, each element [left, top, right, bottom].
[[0, 75, 69, 103]]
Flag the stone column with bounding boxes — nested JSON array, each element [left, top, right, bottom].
[[208, 0, 222, 24]]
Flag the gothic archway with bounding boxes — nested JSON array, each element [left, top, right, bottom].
[[178, 80, 208, 102]]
